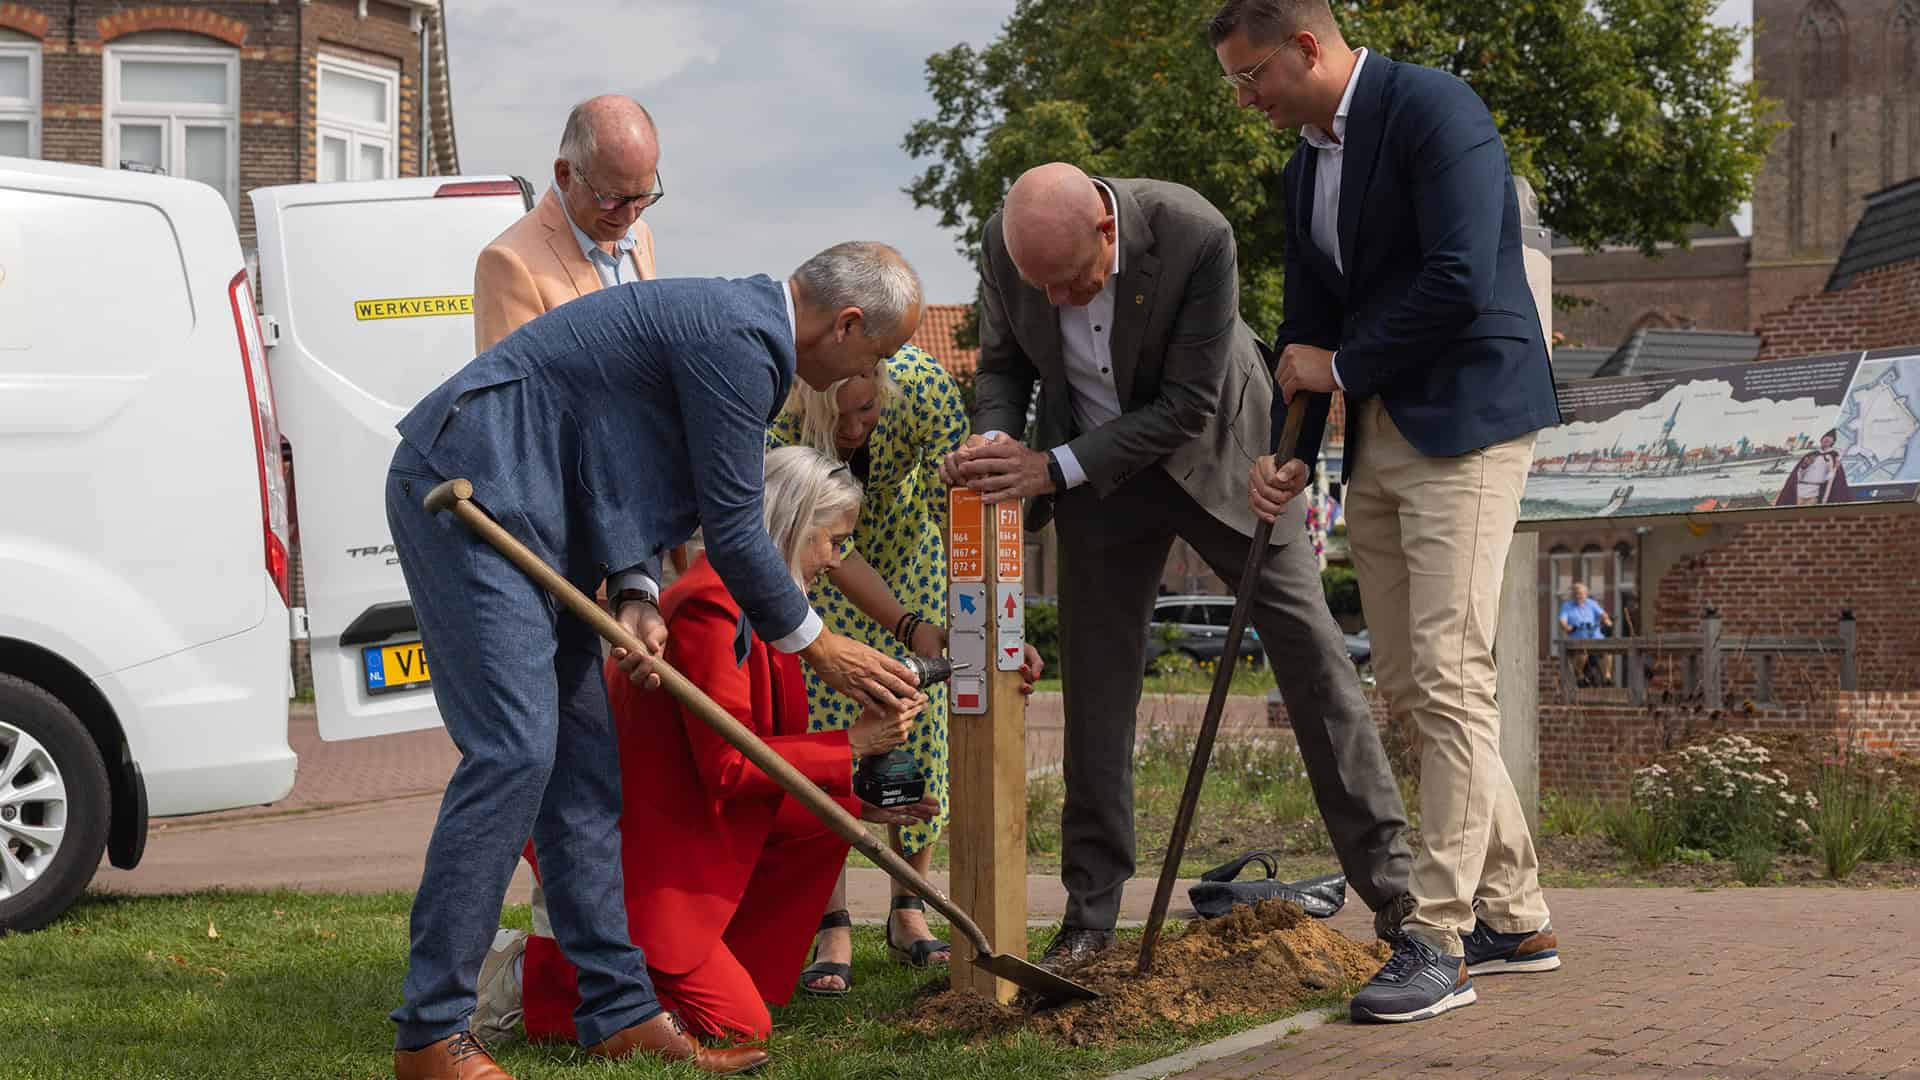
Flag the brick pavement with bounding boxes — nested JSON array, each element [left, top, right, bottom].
[[1152, 886, 1920, 1080], [206, 692, 1269, 822]]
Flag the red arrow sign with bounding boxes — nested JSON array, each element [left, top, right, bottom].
[[1003, 594, 1017, 618], [1003, 646, 1021, 659]]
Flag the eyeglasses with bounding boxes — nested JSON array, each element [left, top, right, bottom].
[[1221, 42, 1290, 90], [579, 169, 665, 212]]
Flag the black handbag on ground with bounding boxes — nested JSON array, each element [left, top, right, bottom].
[[1187, 850, 1348, 920]]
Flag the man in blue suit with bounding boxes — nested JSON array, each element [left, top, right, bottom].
[[1213, 0, 1564, 1025], [382, 242, 925, 1079]]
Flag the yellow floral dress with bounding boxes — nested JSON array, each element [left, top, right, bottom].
[[768, 345, 968, 853]]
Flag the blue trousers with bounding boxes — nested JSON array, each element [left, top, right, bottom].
[[384, 443, 661, 1050]]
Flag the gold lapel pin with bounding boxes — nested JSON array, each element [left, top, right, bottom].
[[1134, 294, 1144, 305]]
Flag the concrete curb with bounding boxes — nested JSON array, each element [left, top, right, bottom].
[[1101, 1005, 1333, 1080]]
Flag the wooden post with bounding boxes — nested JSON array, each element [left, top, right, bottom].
[[946, 489, 1027, 1002], [1701, 608, 1724, 710], [1499, 176, 1550, 839], [1496, 532, 1541, 838], [1629, 642, 1647, 704]]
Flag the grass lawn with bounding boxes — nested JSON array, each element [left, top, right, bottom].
[[1030, 661, 1278, 699], [0, 891, 1327, 1080], [852, 723, 1920, 890]]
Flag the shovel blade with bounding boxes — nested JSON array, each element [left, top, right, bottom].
[[971, 953, 1100, 1003]]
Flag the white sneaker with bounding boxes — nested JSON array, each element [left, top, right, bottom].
[[472, 928, 529, 1046]]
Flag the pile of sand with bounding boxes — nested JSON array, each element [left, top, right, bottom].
[[899, 900, 1388, 1046]]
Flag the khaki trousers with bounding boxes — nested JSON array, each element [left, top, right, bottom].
[[1344, 397, 1550, 955]]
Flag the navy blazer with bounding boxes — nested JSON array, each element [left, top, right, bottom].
[[1274, 53, 1560, 471], [394, 275, 812, 643]]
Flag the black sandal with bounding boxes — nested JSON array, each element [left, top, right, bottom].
[[799, 910, 853, 996], [885, 896, 951, 968]]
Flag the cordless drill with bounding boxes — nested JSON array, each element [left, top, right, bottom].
[[853, 655, 962, 808]]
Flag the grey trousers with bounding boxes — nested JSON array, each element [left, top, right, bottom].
[[1052, 467, 1412, 930]]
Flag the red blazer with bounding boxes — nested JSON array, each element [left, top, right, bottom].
[[604, 556, 857, 974]]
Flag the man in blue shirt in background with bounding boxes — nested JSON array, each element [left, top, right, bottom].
[[1558, 582, 1613, 686]]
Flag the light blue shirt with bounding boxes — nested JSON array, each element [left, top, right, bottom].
[[560, 195, 640, 288], [1559, 597, 1608, 640]]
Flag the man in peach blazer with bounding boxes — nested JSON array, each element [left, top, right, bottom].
[[473, 94, 663, 353]]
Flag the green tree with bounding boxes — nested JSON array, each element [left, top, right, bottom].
[[903, 0, 1775, 339]]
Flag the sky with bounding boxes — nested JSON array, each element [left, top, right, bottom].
[[444, 0, 1757, 304]]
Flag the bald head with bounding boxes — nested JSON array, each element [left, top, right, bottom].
[[554, 95, 662, 244], [1001, 163, 1119, 307], [558, 95, 657, 169]]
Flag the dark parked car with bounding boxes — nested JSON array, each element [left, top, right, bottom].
[[1144, 594, 1372, 674], [1145, 595, 1264, 671]]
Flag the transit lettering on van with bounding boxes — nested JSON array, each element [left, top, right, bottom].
[[353, 293, 474, 321]]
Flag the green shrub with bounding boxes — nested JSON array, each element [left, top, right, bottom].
[[1320, 564, 1362, 617], [1731, 830, 1777, 886], [1604, 801, 1679, 869], [1814, 757, 1895, 881], [1541, 791, 1606, 838], [1024, 598, 1060, 672], [1632, 734, 1813, 858]]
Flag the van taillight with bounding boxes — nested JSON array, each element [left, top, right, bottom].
[[434, 180, 522, 198], [229, 269, 292, 606]]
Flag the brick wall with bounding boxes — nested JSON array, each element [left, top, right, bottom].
[[1539, 691, 1920, 800], [1266, 685, 1920, 803], [1753, 259, 1920, 360], [1550, 241, 1753, 347], [24, 0, 426, 244], [1650, 515, 1920, 695]]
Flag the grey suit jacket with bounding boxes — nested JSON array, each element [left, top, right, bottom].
[[973, 177, 1297, 543], [394, 275, 813, 642]]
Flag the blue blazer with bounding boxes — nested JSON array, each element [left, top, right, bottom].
[[1273, 54, 1560, 471], [394, 275, 812, 643]]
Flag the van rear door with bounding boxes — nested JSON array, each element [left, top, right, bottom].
[[251, 176, 531, 741]]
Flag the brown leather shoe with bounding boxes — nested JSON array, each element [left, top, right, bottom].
[[586, 1011, 769, 1075], [394, 1032, 515, 1080]]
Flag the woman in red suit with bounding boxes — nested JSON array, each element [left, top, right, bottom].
[[505, 446, 936, 1049]]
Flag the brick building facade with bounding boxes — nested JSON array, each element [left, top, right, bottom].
[[1550, 0, 1920, 348], [2, 0, 459, 245]]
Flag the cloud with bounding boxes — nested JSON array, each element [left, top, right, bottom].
[[444, 0, 1011, 301]]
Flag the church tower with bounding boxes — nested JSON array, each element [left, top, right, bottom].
[[1749, 0, 1920, 317]]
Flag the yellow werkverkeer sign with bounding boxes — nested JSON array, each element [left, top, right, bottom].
[[353, 294, 474, 321]]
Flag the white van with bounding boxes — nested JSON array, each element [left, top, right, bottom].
[[0, 157, 528, 931]]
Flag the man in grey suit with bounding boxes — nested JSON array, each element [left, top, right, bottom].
[[383, 242, 924, 1080], [943, 163, 1411, 970]]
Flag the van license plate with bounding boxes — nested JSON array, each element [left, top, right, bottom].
[[364, 641, 431, 695]]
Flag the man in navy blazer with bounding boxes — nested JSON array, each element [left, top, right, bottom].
[[382, 242, 924, 1079], [1213, 0, 1563, 1026]]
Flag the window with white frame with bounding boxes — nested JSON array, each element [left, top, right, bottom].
[[104, 43, 239, 214], [0, 40, 41, 158], [316, 54, 397, 182]]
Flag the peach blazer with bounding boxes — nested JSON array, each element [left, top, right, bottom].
[[472, 187, 657, 352]]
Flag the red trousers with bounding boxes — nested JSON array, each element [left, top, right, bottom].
[[521, 794, 848, 1043]]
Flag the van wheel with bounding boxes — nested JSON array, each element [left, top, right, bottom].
[[0, 674, 110, 934]]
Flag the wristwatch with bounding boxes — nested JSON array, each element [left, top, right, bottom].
[[1045, 450, 1067, 493], [612, 588, 658, 610]]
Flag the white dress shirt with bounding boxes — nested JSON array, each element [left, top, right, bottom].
[[1048, 179, 1127, 488], [1300, 48, 1368, 390], [611, 277, 822, 654]]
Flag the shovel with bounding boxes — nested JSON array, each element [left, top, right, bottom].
[[422, 478, 1097, 1005], [1135, 393, 1310, 974]]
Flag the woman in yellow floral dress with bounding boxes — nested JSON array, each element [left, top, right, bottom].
[[769, 344, 985, 993]]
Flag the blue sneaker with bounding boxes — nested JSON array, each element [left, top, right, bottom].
[[1350, 933, 1476, 1023], [1462, 919, 1561, 975]]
